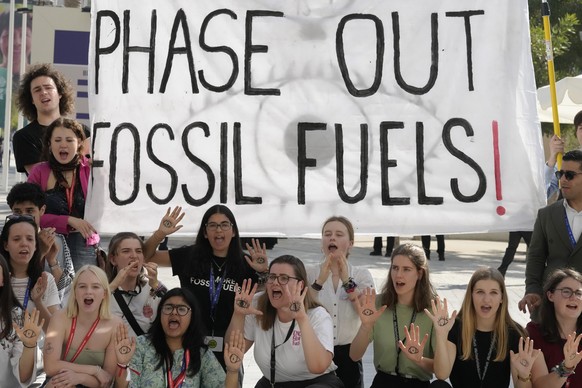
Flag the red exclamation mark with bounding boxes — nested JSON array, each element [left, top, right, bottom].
[[492, 120, 505, 216]]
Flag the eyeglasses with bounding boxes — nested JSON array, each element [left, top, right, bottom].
[[5, 214, 35, 223], [266, 273, 300, 285], [205, 221, 232, 231], [555, 170, 582, 181], [161, 304, 191, 316], [554, 288, 582, 300]]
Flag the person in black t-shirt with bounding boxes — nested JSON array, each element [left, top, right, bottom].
[[144, 204, 269, 370], [426, 268, 544, 387]]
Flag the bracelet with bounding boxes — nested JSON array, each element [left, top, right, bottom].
[[342, 277, 358, 293], [552, 360, 576, 378], [49, 262, 60, 269], [22, 342, 37, 348], [517, 373, 531, 382], [311, 281, 322, 291], [117, 363, 128, 369]]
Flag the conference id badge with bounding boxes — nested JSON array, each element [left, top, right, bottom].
[[204, 336, 224, 352]]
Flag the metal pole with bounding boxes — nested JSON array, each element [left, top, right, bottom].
[[1, 0, 16, 191], [541, 0, 561, 169]]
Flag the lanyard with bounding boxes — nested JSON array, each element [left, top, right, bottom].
[[270, 319, 296, 387], [65, 170, 76, 215], [63, 317, 101, 363], [564, 210, 577, 248], [166, 349, 190, 388], [392, 307, 417, 375], [209, 267, 226, 321], [22, 278, 32, 313], [473, 332, 496, 386]]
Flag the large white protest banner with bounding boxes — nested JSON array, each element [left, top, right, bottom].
[[86, 0, 545, 236]]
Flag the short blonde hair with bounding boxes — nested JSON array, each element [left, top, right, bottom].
[[66, 265, 111, 319]]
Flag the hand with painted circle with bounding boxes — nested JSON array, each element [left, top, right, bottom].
[[355, 288, 387, 328], [13, 308, 44, 348], [398, 323, 429, 364], [244, 238, 268, 273], [157, 206, 185, 236], [562, 331, 582, 369], [509, 337, 541, 379], [233, 279, 263, 316], [114, 323, 136, 366], [224, 329, 245, 372], [31, 272, 48, 304], [284, 281, 307, 320], [424, 297, 457, 335]]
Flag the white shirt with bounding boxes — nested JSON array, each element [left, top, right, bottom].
[[110, 283, 162, 338], [11, 274, 60, 313], [564, 200, 582, 244], [306, 262, 374, 345]]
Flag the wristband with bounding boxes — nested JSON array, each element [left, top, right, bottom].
[[342, 277, 358, 293], [552, 360, 576, 378], [22, 342, 37, 348], [311, 281, 323, 291], [49, 263, 60, 269]]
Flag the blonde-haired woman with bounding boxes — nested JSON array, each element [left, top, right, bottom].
[[426, 267, 543, 387], [43, 265, 120, 387]]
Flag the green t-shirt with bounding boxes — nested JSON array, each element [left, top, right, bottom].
[[371, 303, 435, 381]]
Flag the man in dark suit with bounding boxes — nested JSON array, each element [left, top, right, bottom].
[[519, 149, 582, 314]]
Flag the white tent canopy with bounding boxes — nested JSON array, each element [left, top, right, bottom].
[[537, 74, 582, 124]]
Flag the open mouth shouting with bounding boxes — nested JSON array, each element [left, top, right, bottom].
[[83, 298, 94, 307], [167, 317, 181, 330]]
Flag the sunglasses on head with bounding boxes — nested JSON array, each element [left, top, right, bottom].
[[555, 170, 582, 181], [5, 214, 35, 223]]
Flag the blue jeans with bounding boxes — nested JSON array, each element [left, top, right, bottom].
[[66, 232, 97, 271]]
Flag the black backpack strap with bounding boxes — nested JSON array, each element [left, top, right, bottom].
[[113, 289, 145, 336]]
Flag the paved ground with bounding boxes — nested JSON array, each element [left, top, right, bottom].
[[0, 163, 528, 387]]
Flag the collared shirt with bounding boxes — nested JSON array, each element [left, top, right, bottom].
[[306, 262, 374, 345], [563, 200, 582, 244]]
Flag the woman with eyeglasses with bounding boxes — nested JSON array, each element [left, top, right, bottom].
[[525, 268, 582, 387], [43, 265, 120, 388], [228, 254, 344, 388], [1, 215, 60, 333], [0, 254, 45, 387], [426, 267, 543, 388], [114, 287, 244, 388], [27, 117, 98, 272], [305, 216, 374, 388], [105, 232, 167, 338], [143, 204, 268, 370]]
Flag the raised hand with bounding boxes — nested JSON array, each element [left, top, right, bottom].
[[398, 323, 429, 364], [38, 227, 57, 257], [510, 337, 541, 379], [284, 281, 307, 320], [563, 331, 582, 369], [31, 272, 48, 303], [13, 308, 44, 348], [115, 323, 136, 366], [234, 279, 262, 316], [109, 260, 138, 291], [224, 329, 245, 372], [143, 262, 159, 289], [424, 297, 457, 334], [244, 238, 268, 273], [355, 288, 386, 327], [158, 206, 185, 236]]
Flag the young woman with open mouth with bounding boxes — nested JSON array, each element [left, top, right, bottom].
[[144, 204, 268, 371], [427, 267, 543, 387], [526, 268, 582, 387], [114, 287, 244, 387], [1, 215, 60, 333], [349, 243, 437, 388], [228, 255, 344, 388], [27, 117, 98, 271], [43, 265, 120, 387], [305, 216, 374, 388], [106, 232, 167, 338]]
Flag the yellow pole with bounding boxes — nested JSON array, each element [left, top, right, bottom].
[[541, 0, 561, 168]]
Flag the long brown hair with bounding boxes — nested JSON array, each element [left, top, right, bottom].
[[379, 243, 436, 312], [458, 267, 525, 361], [256, 255, 321, 330]]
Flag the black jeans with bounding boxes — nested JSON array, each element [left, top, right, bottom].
[[255, 372, 344, 388], [370, 371, 429, 388], [497, 231, 532, 276], [333, 344, 363, 388]]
